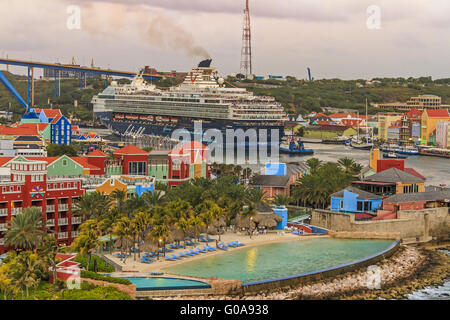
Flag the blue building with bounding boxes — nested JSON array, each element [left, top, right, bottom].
[[50, 115, 72, 145], [330, 186, 382, 213]]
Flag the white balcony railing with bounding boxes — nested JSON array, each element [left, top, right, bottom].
[[58, 204, 69, 211], [11, 207, 22, 215], [46, 219, 55, 227], [0, 208, 8, 217], [71, 231, 79, 238], [0, 224, 7, 231], [58, 232, 68, 239], [58, 218, 68, 226], [72, 217, 82, 225], [46, 205, 55, 212]]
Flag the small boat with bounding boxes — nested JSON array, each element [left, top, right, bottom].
[[383, 152, 407, 159], [280, 141, 314, 155], [350, 142, 373, 150]]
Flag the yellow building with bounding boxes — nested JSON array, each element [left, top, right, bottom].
[[420, 109, 450, 143], [377, 113, 403, 140], [374, 94, 450, 112]]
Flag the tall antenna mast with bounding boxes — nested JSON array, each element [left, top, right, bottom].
[[240, 0, 252, 76]]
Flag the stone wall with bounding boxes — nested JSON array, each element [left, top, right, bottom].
[[311, 207, 449, 242]]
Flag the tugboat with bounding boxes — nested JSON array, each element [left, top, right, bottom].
[[383, 151, 407, 159], [280, 140, 314, 155]]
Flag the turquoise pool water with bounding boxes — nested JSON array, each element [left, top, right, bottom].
[[164, 238, 395, 284], [124, 276, 211, 291]]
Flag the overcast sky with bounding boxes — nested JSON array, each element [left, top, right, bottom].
[[1, 0, 449, 80]]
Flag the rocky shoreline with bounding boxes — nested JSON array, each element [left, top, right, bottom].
[[152, 244, 449, 300]]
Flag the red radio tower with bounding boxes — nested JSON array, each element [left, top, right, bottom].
[[240, 0, 252, 76]]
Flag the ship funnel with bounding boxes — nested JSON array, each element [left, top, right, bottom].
[[198, 59, 212, 68]]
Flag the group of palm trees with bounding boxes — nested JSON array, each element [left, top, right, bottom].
[[0, 207, 61, 299], [290, 157, 362, 209], [70, 176, 269, 264]]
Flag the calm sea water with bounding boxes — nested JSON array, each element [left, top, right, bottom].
[[281, 143, 450, 186], [164, 238, 394, 284]]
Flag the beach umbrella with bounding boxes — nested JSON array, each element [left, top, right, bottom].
[[254, 213, 282, 228]]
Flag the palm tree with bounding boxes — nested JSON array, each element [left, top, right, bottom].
[[273, 193, 291, 206], [110, 189, 127, 214], [14, 252, 44, 298], [246, 188, 267, 204], [113, 217, 133, 262], [72, 220, 103, 270], [73, 192, 111, 221], [5, 207, 45, 251], [37, 235, 58, 284], [141, 190, 166, 209], [337, 157, 356, 174], [306, 158, 323, 174], [131, 211, 151, 259]]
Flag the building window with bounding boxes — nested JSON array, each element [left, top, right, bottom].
[[62, 159, 67, 166], [128, 161, 146, 175], [357, 202, 363, 212]]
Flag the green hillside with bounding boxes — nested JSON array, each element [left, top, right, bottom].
[[227, 76, 450, 115]]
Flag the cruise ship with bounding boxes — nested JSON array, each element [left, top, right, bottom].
[[92, 60, 287, 147]]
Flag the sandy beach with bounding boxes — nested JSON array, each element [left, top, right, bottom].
[[105, 231, 327, 273]]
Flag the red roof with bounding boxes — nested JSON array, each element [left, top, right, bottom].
[[72, 157, 100, 170], [87, 149, 107, 157], [114, 144, 149, 155], [406, 108, 422, 118], [50, 115, 62, 124], [34, 108, 62, 119], [424, 109, 450, 118], [329, 112, 359, 119], [18, 123, 49, 132], [312, 113, 327, 118], [404, 168, 426, 181], [0, 125, 39, 136]]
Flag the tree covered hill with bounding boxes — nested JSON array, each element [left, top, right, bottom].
[[227, 75, 450, 115]]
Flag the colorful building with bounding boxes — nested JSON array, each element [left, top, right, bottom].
[[330, 186, 383, 214], [436, 121, 450, 149], [352, 167, 425, 197], [0, 158, 85, 253], [420, 109, 450, 144], [377, 113, 403, 140]]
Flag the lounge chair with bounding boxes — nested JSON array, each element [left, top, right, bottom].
[[225, 242, 237, 247], [184, 251, 195, 256], [165, 256, 177, 261], [232, 241, 245, 247], [170, 254, 181, 260], [207, 237, 215, 242], [141, 257, 152, 264], [217, 243, 227, 251], [199, 238, 208, 243], [165, 247, 174, 252], [205, 245, 216, 251], [197, 248, 207, 253], [178, 252, 190, 258], [169, 244, 178, 250], [189, 249, 199, 255]]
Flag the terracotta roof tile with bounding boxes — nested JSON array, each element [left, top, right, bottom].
[[114, 144, 148, 155]]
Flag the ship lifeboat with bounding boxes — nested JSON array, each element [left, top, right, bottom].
[[156, 116, 163, 122], [171, 118, 178, 124], [115, 114, 124, 120]]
